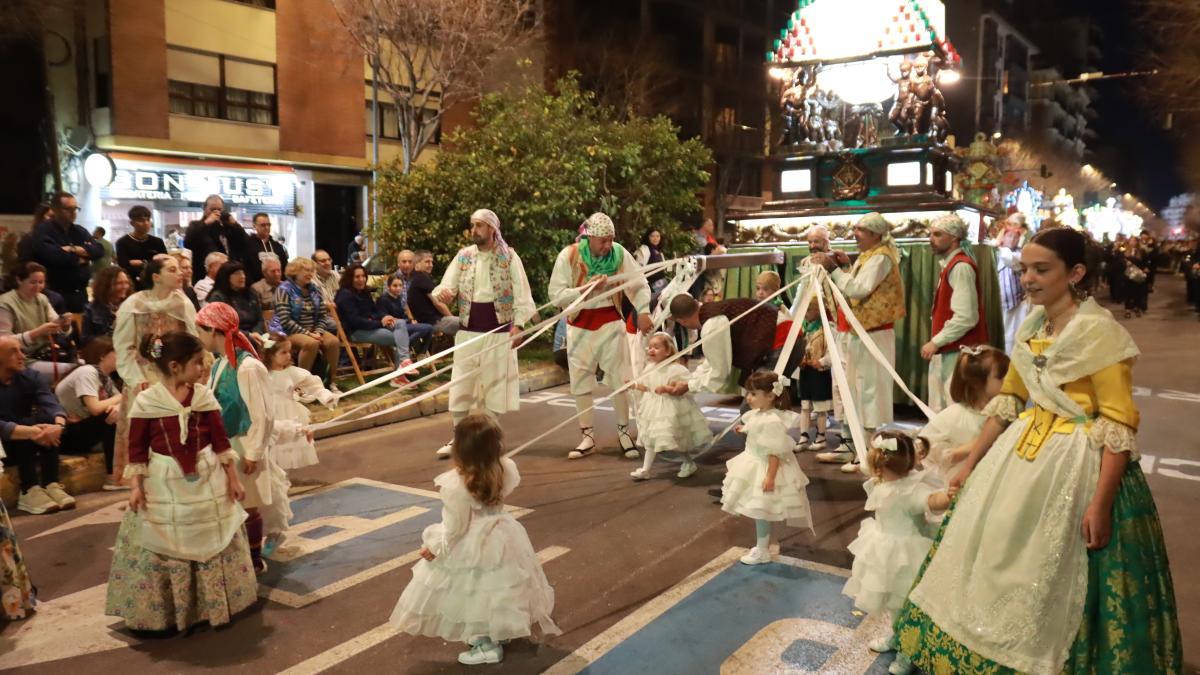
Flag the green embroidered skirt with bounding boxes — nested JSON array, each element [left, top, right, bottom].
[[894, 463, 1182, 674]]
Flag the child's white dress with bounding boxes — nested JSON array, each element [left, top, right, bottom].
[[389, 458, 560, 642], [268, 366, 336, 470], [842, 472, 937, 612], [720, 409, 813, 530], [918, 402, 985, 486], [636, 362, 714, 454]]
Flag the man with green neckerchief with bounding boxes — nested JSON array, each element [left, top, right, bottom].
[[549, 213, 652, 460]]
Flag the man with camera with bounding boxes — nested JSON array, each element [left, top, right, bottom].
[[184, 194, 249, 285]]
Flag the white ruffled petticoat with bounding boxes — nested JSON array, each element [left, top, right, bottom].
[[720, 409, 813, 530], [389, 459, 560, 643], [842, 472, 937, 613], [635, 363, 713, 454]]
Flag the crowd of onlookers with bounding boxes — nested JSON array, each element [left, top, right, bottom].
[[0, 191, 462, 515]]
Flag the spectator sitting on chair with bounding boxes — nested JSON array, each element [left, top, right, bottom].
[[169, 251, 202, 311], [55, 336, 123, 491], [336, 264, 428, 387], [269, 256, 340, 381], [193, 251, 227, 304], [251, 252, 282, 312], [207, 261, 264, 334], [0, 262, 77, 382], [0, 336, 74, 515], [32, 192, 103, 312], [408, 250, 460, 337], [312, 249, 340, 303], [377, 272, 435, 356], [81, 266, 132, 347]]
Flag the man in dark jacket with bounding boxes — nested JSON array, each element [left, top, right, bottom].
[[115, 205, 168, 290], [244, 212, 288, 284], [32, 192, 103, 312], [184, 194, 248, 284]]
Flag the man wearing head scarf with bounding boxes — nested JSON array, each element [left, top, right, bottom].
[[432, 209, 537, 458], [921, 214, 989, 410], [991, 213, 1027, 352], [548, 212, 652, 460], [810, 212, 906, 473]]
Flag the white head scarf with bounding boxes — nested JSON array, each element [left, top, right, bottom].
[[581, 212, 616, 238], [470, 208, 509, 256], [930, 214, 969, 241], [856, 212, 900, 263]]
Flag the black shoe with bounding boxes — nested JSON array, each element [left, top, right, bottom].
[[707, 487, 723, 499]]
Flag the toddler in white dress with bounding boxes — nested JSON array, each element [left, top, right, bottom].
[[628, 333, 713, 480], [721, 371, 814, 566], [843, 431, 954, 675], [390, 414, 559, 666], [917, 346, 1008, 487], [260, 334, 337, 471]]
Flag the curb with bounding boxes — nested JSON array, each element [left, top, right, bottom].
[[1, 364, 569, 510]]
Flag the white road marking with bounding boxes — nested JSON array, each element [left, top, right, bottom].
[[0, 583, 129, 669], [277, 545, 571, 675], [28, 499, 127, 541]]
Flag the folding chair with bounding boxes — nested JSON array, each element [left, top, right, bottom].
[[330, 308, 395, 386]]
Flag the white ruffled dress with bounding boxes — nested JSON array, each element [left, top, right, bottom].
[[635, 362, 714, 454], [389, 458, 560, 643], [843, 472, 937, 613], [720, 409, 813, 530], [268, 366, 336, 470], [918, 402, 986, 487]]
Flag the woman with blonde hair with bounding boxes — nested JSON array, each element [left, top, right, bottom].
[[269, 257, 339, 380]]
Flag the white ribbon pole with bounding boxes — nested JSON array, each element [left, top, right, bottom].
[[815, 269, 870, 472]]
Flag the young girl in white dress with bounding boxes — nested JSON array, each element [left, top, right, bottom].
[[628, 332, 712, 480], [917, 346, 1009, 488], [390, 414, 559, 666], [843, 431, 954, 675], [259, 334, 337, 471], [721, 370, 814, 566]]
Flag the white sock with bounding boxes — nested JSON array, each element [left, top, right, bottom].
[[641, 449, 657, 472]]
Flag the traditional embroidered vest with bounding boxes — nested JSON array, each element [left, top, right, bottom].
[[455, 246, 516, 327], [846, 245, 906, 331], [931, 250, 989, 354], [566, 243, 625, 312], [211, 350, 252, 438], [699, 298, 779, 384]]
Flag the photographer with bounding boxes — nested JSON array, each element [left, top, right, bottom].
[[183, 194, 249, 285]]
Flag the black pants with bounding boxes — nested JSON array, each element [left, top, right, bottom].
[[1125, 281, 1149, 312], [61, 414, 117, 474], [6, 438, 60, 491]]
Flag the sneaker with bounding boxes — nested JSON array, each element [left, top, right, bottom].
[[617, 425, 639, 459], [739, 546, 772, 565], [457, 642, 503, 665], [809, 433, 827, 451], [44, 482, 76, 510], [263, 533, 286, 558], [102, 478, 130, 491], [17, 486, 60, 515], [436, 441, 453, 459], [630, 468, 651, 481], [390, 374, 411, 388], [794, 433, 811, 452], [676, 460, 698, 479], [869, 633, 897, 653], [840, 460, 863, 474], [888, 654, 914, 675], [816, 450, 854, 464]]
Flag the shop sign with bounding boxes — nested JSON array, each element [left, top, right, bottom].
[[100, 165, 296, 215]]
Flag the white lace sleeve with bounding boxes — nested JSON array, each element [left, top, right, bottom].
[[122, 463, 149, 479], [982, 394, 1023, 423], [1090, 417, 1139, 460]]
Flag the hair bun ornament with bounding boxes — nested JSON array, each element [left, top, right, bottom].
[[771, 375, 790, 396], [255, 332, 276, 350], [150, 337, 164, 359], [871, 437, 899, 454], [961, 344, 989, 357]]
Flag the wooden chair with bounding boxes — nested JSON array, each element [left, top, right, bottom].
[[329, 307, 395, 386]]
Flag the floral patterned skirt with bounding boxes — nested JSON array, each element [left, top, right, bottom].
[[105, 511, 258, 632], [1, 500, 36, 620], [894, 463, 1183, 674]]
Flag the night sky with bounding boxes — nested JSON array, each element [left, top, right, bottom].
[[1063, 0, 1186, 210]]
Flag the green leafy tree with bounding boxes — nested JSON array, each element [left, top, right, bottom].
[[374, 73, 712, 304]]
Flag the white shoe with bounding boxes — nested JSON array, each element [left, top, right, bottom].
[[840, 460, 862, 474], [676, 460, 698, 479], [809, 433, 827, 450], [618, 425, 639, 459], [567, 428, 596, 459], [739, 546, 772, 565], [869, 633, 897, 653], [816, 450, 853, 464], [630, 468, 650, 481], [457, 642, 503, 665], [793, 433, 811, 452], [102, 478, 129, 491], [18, 486, 60, 515], [44, 482, 76, 510], [888, 654, 914, 675], [436, 441, 453, 459]]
